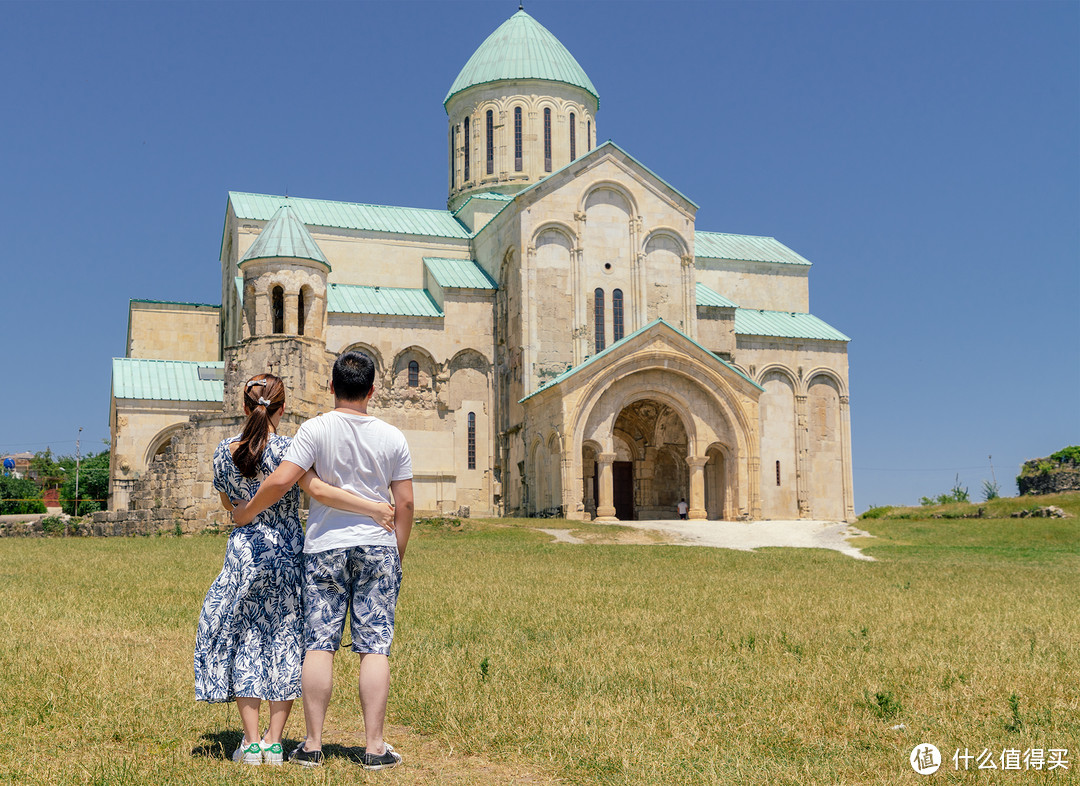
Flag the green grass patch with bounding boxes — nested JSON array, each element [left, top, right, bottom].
[[0, 498, 1077, 784]]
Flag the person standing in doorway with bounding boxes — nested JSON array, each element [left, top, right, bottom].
[[677, 498, 689, 519], [234, 352, 414, 770]]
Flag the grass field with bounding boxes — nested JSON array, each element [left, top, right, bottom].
[[0, 493, 1077, 784]]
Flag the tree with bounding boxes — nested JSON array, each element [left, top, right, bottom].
[[59, 449, 110, 516], [0, 474, 46, 514]]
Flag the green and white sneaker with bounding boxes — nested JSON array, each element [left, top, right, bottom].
[[232, 739, 262, 765], [260, 740, 284, 765]]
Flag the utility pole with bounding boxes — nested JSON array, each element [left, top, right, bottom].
[[75, 427, 83, 516]]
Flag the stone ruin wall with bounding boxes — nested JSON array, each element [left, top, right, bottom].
[[1017, 456, 1080, 496]]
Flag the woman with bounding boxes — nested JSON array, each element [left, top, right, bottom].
[[193, 374, 393, 765]]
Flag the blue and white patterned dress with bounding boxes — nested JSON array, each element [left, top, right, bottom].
[[194, 433, 303, 703]]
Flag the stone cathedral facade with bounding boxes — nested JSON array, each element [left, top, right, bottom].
[[108, 9, 854, 525]]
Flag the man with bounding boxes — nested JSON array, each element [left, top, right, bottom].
[[677, 498, 689, 520], [234, 351, 414, 770]]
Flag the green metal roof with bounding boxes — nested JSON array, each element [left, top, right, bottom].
[[229, 192, 470, 240], [112, 359, 225, 402], [695, 231, 812, 266], [327, 284, 442, 317], [445, 10, 599, 107], [735, 309, 850, 342], [695, 282, 738, 308], [424, 257, 497, 290], [239, 203, 330, 267], [521, 318, 761, 402]]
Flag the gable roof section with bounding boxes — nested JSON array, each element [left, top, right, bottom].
[[515, 140, 699, 212], [445, 10, 599, 107], [229, 192, 470, 240], [327, 284, 442, 317], [239, 203, 330, 267], [522, 318, 761, 402], [735, 309, 850, 342], [695, 231, 811, 266], [112, 358, 224, 402], [695, 282, 737, 308], [424, 257, 497, 290]]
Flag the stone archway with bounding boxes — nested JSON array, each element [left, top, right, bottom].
[[611, 399, 689, 519]]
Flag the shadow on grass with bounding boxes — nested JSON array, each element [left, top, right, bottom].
[[191, 731, 367, 764]]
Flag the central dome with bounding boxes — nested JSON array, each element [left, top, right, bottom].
[[444, 10, 599, 108]]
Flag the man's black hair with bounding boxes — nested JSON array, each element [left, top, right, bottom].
[[333, 351, 375, 401]]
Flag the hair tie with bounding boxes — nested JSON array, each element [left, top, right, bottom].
[[246, 379, 265, 389], [258, 397, 272, 407]]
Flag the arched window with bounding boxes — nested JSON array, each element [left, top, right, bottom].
[[594, 288, 605, 354], [587, 120, 592, 151], [271, 286, 284, 334], [514, 107, 523, 171], [463, 116, 470, 181], [543, 107, 552, 172], [612, 288, 624, 342], [297, 290, 306, 336], [569, 112, 576, 160], [467, 412, 476, 470], [486, 109, 494, 175], [408, 360, 419, 387], [450, 125, 456, 188]]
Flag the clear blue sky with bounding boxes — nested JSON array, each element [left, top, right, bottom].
[[1, 0, 1076, 510]]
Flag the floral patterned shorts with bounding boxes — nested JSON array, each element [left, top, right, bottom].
[[302, 545, 402, 655]]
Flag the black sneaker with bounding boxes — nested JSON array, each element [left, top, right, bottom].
[[289, 744, 324, 767], [361, 742, 402, 770]]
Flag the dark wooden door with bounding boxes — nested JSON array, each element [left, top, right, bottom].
[[613, 461, 634, 520]]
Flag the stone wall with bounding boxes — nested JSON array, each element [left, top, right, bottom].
[[1017, 458, 1080, 496]]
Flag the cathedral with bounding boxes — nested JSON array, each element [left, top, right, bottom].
[[108, 9, 854, 524]]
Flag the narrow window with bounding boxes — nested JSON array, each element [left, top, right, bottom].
[[271, 286, 284, 334], [514, 107, 523, 171], [544, 107, 552, 172], [463, 117, 470, 181], [776, 460, 781, 487], [408, 360, 419, 387], [594, 288, 605, 353], [569, 112, 576, 160], [486, 109, 494, 175], [297, 290, 306, 336], [587, 120, 592, 151], [612, 288, 624, 342], [467, 412, 476, 470], [450, 125, 456, 188]]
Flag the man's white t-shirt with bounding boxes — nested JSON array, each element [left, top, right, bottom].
[[283, 410, 412, 553]]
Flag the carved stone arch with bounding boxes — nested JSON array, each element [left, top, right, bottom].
[[804, 368, 848, 397], [547, 431, 562, 454], [756, 363, 798, 388], [391, 345, 439, 397], [643, 227, 690, 257], [343, 342, 385, 377], [391, 345, 438, 377], [448, 347, 492, 375], [144, 423, 187, 469], [611, 427, 644, 461], [609, 388, 700, 458], [531, 221, 578, 250], [579, 180, 639, 217]]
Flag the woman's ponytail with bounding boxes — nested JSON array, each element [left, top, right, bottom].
[[233, 374, 285, 477]]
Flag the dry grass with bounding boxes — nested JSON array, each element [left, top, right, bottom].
[[0, 495, 1077, 784]]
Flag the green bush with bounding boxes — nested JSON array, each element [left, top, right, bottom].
[[859, 506, 895, 520], [0, 475, 46, 515], [1049, 446, 1080, 466], [920, 476, 969, 506]]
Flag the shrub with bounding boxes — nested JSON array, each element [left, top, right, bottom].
[[981, 479, 1000, 501], [1049, 446, 1080, 466], [920, 476, 970, 506], [859, 506, 895, 520], [0, 475, 46, 515]]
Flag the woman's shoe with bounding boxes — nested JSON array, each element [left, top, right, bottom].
[[232, 739, 263, 765], [260, 740, 284, 765]]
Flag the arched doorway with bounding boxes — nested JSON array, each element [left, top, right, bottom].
[[612, 399, 689, 520], [704, 444, 728, 520]]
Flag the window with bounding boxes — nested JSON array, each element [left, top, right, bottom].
[[463, 117, 470, 181], [297, 290, 306, 336], [776, 460, 781, 486], [514, 107, 523, 171], [450, 125, 456, 188], [612, 289, 624, 342], [587, 120, 592, 151], [271, 286, 284, 334], [486, 109, 494, 175], [467, 412, 476, 470], [594, 288, 605, 353], [543, 107, 552, 172], [569, 112, 576, 160], [408, 360, 419, 387]]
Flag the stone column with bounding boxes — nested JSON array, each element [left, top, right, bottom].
[[595, 452, 617, 521], [681, 254, 696, 337], [686, 456, 709, 520], [795, 394, 811, 518], [840, 395, 855, 522]]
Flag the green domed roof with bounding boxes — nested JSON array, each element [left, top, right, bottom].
[[444, 10, 598, 108], [239, 203, 329, 268]]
